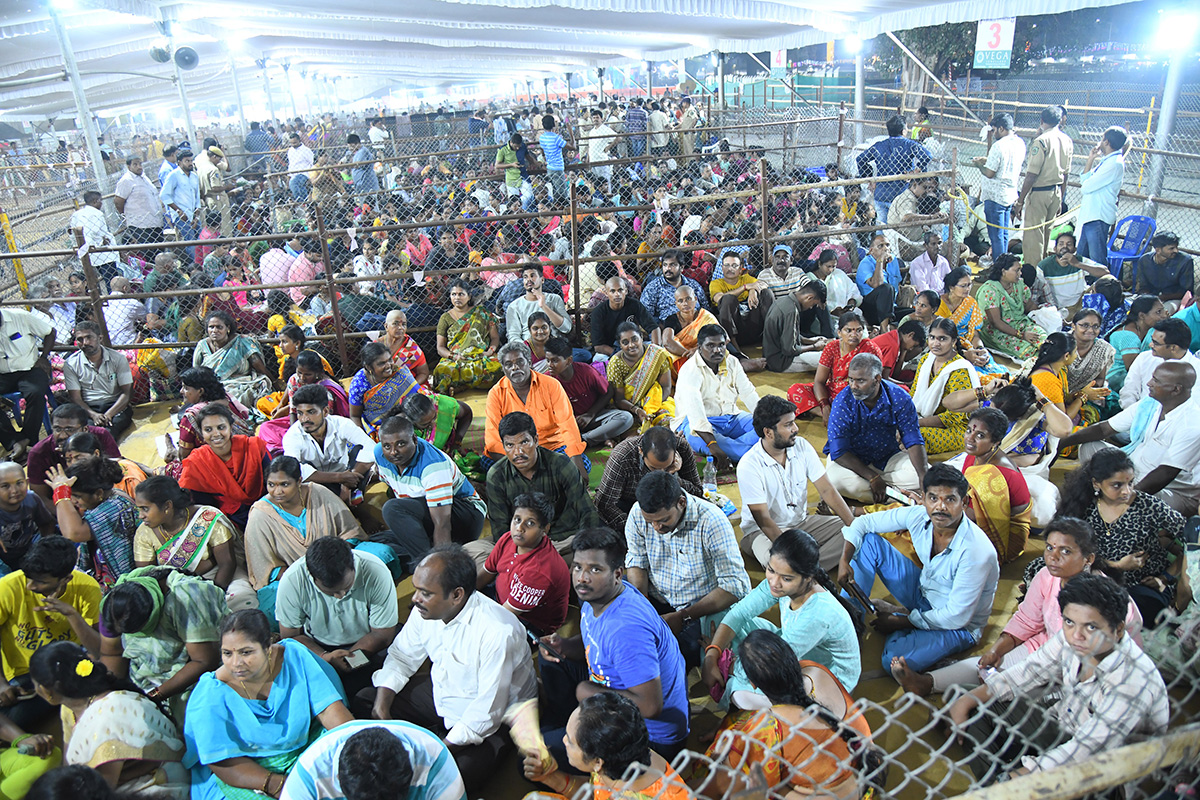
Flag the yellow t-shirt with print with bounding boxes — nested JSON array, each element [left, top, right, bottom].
[[0, 570, 101, 681], [709, 273, 757, 302]]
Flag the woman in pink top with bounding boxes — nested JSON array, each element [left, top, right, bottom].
[[403, 228, 432, 267], [287, 248, 321, 304], [892, 517, 1143, 696]]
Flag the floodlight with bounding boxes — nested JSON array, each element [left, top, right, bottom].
[[845, 36, 862, 55], [1156, 10, 1199, 53]]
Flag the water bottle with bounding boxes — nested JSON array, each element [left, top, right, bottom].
[[703, 456, 718, 495]]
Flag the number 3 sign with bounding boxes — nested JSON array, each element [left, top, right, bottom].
[[973, 17, 1016, 69]]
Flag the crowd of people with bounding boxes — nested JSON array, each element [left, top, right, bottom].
[[0, 96, 1195, 800]]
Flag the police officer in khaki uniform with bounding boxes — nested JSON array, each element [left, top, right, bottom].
[[1013, 105, 1074, 266]]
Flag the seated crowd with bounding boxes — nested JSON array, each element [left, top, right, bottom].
[[0, 101, 1194, 800]]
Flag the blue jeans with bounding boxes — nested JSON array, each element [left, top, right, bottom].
[[1076, 220, 1111, 263], [874, 199, 892, 225], [685, 413, 758, 463], [289, 173, 311, 201], [571, 348, 594, 364], [173, 216, 199, 261], [629, 137, 646, 158], [983, 200, 1011, 257], [845, 532, 976, 672], [547, 171, 568, 204]]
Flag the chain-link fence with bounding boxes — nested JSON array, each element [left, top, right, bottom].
[[846, 80, 1200, 269]]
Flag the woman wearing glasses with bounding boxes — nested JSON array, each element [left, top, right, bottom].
[[1065, 308, 1114, 424]]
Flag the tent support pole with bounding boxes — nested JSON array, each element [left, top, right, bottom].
[[47, 3, 110, 198], [884, 31, 985, 127]]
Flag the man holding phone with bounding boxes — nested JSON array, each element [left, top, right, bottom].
[[276, 537, 399, 698]]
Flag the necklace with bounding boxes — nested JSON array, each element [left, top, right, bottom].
[[237, 649, 275, 700]]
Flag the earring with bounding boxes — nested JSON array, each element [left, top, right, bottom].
[[1094, 487, 1100, 497]]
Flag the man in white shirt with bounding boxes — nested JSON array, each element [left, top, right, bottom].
[[972, 113, 1026, 259], [102, 277, 147, 348], [68, 190, 119, 289], [0, 307, 55, 460], [287, 132, 316, 201], [282, 384, 375, 504], [359, 545, 538, 793], [113, 156, 163, 251], [368, 118, 391, 145], [1117, 318, 1200, 409], [505, 265, 571, 343], [737, 396, 852, 570], [674, 324, 760, 467], [1075, 126, 1128, 262], [1065, 360, 1200, 515], [586, 109, 618, 194]]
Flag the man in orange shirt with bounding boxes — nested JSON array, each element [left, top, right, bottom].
[[485, 342, 588, 481]]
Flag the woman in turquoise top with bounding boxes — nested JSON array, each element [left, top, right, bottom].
[[182, 609, 352, 800], [1105, 295, 1165, 401], [700, 529, 863, 707]]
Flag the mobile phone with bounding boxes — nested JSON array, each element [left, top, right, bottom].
[[845, 579, 876, 615], [344, 650, 369, 669], [885, 486, 916, 506], [527, 629, 566, 661]]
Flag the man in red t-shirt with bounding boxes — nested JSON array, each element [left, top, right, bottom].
[[478, 491, 570, 635], [544, 337, 634, 447], [868, 318, 928, 384]]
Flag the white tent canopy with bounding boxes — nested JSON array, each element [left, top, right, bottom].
[[0, 0, 1132, 120]]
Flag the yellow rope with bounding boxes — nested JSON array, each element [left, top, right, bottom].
[[954, 188, 1078, 233]]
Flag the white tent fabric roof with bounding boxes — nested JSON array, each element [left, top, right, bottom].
[[0, 0, 1131, 119]]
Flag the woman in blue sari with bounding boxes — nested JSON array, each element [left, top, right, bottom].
[[182, 609, 351, 800], [348, 342, 421, 437]]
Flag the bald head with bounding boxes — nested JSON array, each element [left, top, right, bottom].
[[385, 309, 406, 326], [1155, 361, 1196, 393], [674, 285, 696, 300], [110, 276, 132, 293]]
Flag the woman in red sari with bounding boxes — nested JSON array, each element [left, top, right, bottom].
[[179, 403, 270, 530], [788, 310, 881, 423]]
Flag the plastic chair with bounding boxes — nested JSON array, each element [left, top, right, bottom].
[[1106, 215, 1156, 284]]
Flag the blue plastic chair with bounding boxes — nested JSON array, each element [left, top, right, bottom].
[[1106, 215, 1156, 284]]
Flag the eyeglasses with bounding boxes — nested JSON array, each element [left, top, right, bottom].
[[1075, 323, 1101, 331]]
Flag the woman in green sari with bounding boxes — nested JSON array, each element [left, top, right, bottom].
[[348, 342, 422, 437], [607, 322, 675, 433], [400, 391, 472, 454], [191, 310, 274, 409], [976, 253, 1047, 360], [132, 476, 256, 612], [182, 610, 351, 800], [98, 566, 229, 722], [432, 278, 501, 394]]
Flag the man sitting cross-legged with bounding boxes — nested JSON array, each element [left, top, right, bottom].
[[839, 463, 1000, 673]]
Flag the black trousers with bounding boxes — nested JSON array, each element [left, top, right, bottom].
[[353, 672, 511, 794], [0, 368, 50, 448], [859, 283, 897, 327], [87, 402, 133, 439], [716, 291, 773, 347], [380, 496, 484, 573]]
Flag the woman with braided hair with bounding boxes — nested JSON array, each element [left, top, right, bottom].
[[701, 629, 881, 800], [29, 641, 188, 798]]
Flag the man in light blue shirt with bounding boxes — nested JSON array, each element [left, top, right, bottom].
[[348, 134, 380, 195], [158, 149, 201, 243], [537, 115, 575, 207], [855, 234, 904, 328], [280, 720, 467, 800], [838, 463, 999, 675], [1075, 126, 1128, 262], [156, 144, 178, 186]]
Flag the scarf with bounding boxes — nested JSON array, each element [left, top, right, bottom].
[[1122, 397, 1162, 454], [106, 567, 165, 637], [179, 436, 268, 515], [912, 354, 980, 417]]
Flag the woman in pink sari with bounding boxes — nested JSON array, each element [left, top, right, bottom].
[[257, 350, 350, 454]]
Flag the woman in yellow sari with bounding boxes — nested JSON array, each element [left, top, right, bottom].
[[661, 284, 719, 375], [432, 278, 501, 394], [608, 322, 675, 433], [960, 407, 1031, 564], [1029, 332, 1107, 434]]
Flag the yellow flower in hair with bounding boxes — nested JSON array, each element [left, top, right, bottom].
[[75, 659, 94, 678]]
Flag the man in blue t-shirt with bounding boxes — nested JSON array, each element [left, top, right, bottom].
[[537, 115, 576, 209], [536, 527, 689, 763]]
